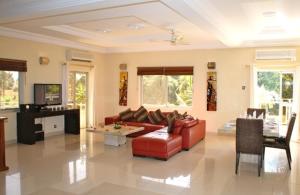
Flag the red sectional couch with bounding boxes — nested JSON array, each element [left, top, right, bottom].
[[105, 113, 206, 160]]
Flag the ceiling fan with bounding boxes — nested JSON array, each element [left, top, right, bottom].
[[149, 29, 190, 45], [166, 29, 190, 45]]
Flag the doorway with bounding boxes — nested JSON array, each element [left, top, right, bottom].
[[68, 71, 88, 128], [255, 70, 294, 125]]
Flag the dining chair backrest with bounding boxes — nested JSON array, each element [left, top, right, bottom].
[[236, 118, 264, 155], [286, 113, 297, 144], [247, 108, 266, 119]]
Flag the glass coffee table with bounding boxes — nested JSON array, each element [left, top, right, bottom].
[[87, 125, 144, 146]]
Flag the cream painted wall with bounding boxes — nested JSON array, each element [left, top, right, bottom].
[[1, 35, 300, 141], [101, 49, 252, 132], [102, 48, 300, 133], [0, 36, 105, 142]]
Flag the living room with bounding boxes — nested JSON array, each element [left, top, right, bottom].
[[1, 0, 300, 194]]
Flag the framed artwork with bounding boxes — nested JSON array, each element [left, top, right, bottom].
[[207, 71, 217, 111], [119, 71, 128, 106]]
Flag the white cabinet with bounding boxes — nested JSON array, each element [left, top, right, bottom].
[[35, 116, 65, 136]]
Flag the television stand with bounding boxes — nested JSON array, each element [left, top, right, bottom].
[[17, 108, 80, 145]]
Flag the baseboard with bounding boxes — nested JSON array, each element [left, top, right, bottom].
[[5, 139, 17, 145]]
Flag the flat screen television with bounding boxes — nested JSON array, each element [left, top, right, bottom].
[[34, 84, 62, 106]]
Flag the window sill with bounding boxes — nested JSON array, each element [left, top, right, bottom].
[[0, 108, 19, 113]]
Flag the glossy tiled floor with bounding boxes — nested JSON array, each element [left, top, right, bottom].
[[1, 131, 300, 195]]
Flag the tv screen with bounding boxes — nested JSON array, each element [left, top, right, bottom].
[[34, 84, 62, 105]]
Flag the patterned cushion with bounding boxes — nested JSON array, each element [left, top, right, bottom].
[[157, 109, 166, 119], [133, 106, 147, 118], [136, 110, 148, 122], [119, 108, 133, 121], [148, 111, 157, 124], [173, 110, 180, 119], [152, 109, 164, 123], [167, 114, 176, 133]]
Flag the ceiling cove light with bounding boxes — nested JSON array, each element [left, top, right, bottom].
[[127, 23, 145, 30], [95, 28, 112, 33], [262, 11, 277, 18]]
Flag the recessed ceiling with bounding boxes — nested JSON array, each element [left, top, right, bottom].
[[0, 0, 300, 53]]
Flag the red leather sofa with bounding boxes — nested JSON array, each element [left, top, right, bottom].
[[105, 113, 206, 160]]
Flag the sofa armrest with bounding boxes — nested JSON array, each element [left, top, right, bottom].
[[181, 120, 206, 150], [105, 115, 121, 125]]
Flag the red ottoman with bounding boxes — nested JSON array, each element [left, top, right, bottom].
[[132, 131, 182, 160]]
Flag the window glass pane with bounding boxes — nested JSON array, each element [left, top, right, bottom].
[[141, 75, 193, 107], [142, 75, 166, 106], [167, 75, 193, 106], [0, 71, 19, 109], [282, 73, 293, 99], [75, 73, 87, 105]]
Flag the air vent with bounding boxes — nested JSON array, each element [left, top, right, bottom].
[[66, 50, 94, 62], [255, 49, 296, 61]]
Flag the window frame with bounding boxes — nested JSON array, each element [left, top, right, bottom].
[[140, 75, 193, 109]]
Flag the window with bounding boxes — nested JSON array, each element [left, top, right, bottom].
[[141, 75, 193, 107], [0, 71, 19, 109]]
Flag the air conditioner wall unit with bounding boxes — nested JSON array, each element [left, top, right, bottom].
[[255, 49, 296, 61], [66, 50, 94, 62]]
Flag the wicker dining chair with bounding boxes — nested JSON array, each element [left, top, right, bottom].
[[247, 108, 266, 119], [236, 118, 264, 176], [263, 113, 296, 170]]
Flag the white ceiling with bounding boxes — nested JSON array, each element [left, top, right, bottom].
[[0, 0, 300, 53]]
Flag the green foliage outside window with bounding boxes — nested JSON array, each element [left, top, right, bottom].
[[257, 72, 293, 117], [0, 71, 19, 109], [142, 75, 193, 107]]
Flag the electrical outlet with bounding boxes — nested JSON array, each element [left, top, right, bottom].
[[54, 124, 57, 128]]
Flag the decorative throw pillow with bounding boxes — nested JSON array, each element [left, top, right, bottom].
[[173, 110, 180, 119], [133, 106, 147, 118], [167, 114, 176, 133], [132, 106, 148, 122], [176, 111, 188, 120], [136, 110, 148, 122], [148, 111, 157, 124], [152, 109, 164, 123], [156, 109, 166, 119], [119, 108, 133, 121]]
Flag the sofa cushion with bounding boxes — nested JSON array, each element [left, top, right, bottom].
[[172, 120, 185, 135], [152, 109, 164, 123], [157, 109, 166, 119], [167, 114, 176, 133], [132, 131, 182, 160], [148, 111, 157, 124], [133, 106, 146, 118], [157, 120, 168, 126], [133, 106, 148, 122], [136, 111, 148, 122], [119, 108, 134, 121], [123, 121, 165, 137]]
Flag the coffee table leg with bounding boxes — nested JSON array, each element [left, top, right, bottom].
[[119, 135, 126, 145]]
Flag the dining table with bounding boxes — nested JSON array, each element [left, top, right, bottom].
[[218, 118, 280, 137]]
